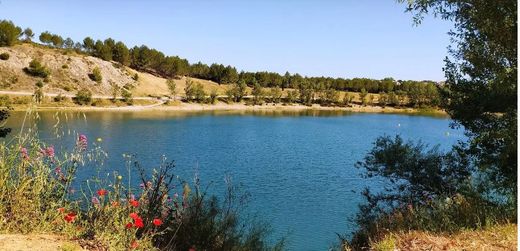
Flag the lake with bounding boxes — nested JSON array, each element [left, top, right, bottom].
[[4, 110, 463, 251]]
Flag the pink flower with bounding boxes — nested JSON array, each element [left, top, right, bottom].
[[44, 146, 55, 158], [91, 196, 100, 205], [20, 147, 29, 160], [77, 134, 88, 151]]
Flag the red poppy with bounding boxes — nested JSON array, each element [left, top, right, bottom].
[[152, 218, 163, 226], [64, 212, 76, 223], [130, 240, 139, 249], [134, 217, 144, 228], [97, 189, 107, 197], [129, 199, 139, 207], [129, 212, 139, 220], [57, 207, 65, 213], [125, 222, 133, 229], [189, 248, 196, 251]]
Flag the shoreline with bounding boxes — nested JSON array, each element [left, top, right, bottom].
[[6, 102, 447, 116]]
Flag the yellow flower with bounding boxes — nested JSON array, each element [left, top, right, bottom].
[[96, 138, 102, 142]]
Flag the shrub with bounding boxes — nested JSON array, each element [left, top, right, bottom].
[[132, 73, 139, 81], [0, 95, 11, 106], [209, 89, 218, 104], [0, 52, 9, 60], [74, 88, 92, 105], [23, 59, 50, 78], [88, 67, 102, 83], [121, 88, 133, 105], [53, 94, 67, 102], [184, 80, 206, 103], [346, 135, 516, 249], [61, 64, 68, 69]]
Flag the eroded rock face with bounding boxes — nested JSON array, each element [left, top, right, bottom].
[[0, 43, 135, 95]]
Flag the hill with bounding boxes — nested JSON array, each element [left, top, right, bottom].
[[0, 43, 224, 98]]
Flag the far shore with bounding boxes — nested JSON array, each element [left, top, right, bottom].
[[5, 101, 447, 116]]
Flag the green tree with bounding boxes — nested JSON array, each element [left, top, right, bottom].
[[401, 0, 517, 197], [50, 34, 63, 48], [22, 28, 34, 42], [166, 79, 177, 100], [269, 86, 282, 104], [82, 37, 95, 53], [39, 31, 53, 45], [251, 82, 264, 105], [359, 88, 368, 106], [121, 88, 133, 105], [209, 89, 218, 104], [227, 80, 247, 102], [0, 20, 22, 46], [63, 37, 74, 49], [113, 41, 130, 65], [33, 81, 44, 104]]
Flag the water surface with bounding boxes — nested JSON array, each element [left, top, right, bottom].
[[5, 110, 463, 250]]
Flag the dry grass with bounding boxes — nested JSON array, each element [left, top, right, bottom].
[[372, 224, 517, 251], [0, 234, 85, 251]]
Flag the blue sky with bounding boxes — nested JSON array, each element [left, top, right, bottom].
[[0, 0, 453, 80]]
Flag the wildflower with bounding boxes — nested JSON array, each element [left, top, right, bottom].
[[54, 166, 62, 176], [111, 201, 119, 207], [96, 137, 102, 142], [152, 218, 163, 226], [129, 212, 139, 220], [20, 147, 29, 160], [189, 248, 196, 251], [125, 222, 133, 229], [129, 199, 139, 207], [173, 193, 178, 199], [134, 217, 144, 228], [130, 240, 139, 249], [57, 207, 65, 213], [64, 212, 76, 223], [97, 189, 107, 197], [91, 196, 100, 205], [44, 146, 55, 158], [117, 175, 122, 180], [77, 134, 88, 150]]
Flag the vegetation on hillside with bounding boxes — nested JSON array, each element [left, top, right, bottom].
[[0, 19, 441, 108]]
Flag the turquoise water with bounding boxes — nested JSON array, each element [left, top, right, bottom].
[[5, 110, 463, 250]]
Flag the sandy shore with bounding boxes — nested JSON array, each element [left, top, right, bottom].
[[9, 102, 446, 115]]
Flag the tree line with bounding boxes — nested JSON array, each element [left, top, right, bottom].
[[0, 19, 441, 107]]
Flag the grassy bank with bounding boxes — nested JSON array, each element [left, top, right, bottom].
[[371, 223, 517, 251]]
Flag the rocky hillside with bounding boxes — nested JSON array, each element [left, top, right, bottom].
[[0, 43, 224, 97]]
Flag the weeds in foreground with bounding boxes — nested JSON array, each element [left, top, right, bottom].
[[0, 111, 283, 250]]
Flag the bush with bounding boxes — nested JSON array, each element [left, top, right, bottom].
[[0, 52, 9, 60], [346, 135, 516, 249], [74, 89, 92, 105], [53, 94, 67, 102], [121, 89, 133, 105], [23, 59, 50, 78], [0, 95, 11, 106], [184, 80, 206, 103], [88, 67, 102, 83]]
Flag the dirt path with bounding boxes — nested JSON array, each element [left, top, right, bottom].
[[0, 234, 85, 251]]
